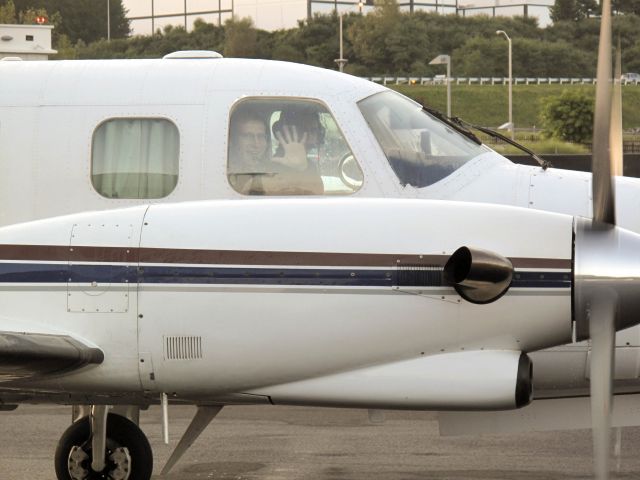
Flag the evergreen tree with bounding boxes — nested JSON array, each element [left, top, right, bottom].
[[0, 0, 16, 22], [614, 0, 640, 15], [550, 0, 580, 22], [576, 0, 598, 18], [3, 0, 129, 42], [223, 17, 257, 58]]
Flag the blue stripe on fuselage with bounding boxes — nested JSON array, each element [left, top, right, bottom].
[[0, 262, 571, 289]]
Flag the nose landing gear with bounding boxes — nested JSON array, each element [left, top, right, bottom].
[[54, 413, 152, 480]]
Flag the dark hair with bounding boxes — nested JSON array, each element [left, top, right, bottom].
[[272, 107, 325, 145]]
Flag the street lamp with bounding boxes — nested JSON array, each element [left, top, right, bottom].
[[429, 54, 451, 117], [334, 13, 348, 73], [496, 30, 513, 139], [358, 1, 364, 13]]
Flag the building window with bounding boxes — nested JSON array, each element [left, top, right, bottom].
[[228, 98, 363, 196], [92, 118, 179, 199], [25, 35, 34, 41]]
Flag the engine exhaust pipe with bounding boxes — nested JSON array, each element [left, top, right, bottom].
[[443, 246, 514, 304]]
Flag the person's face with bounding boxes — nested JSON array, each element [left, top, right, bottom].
[[237, 120, 268, 162]]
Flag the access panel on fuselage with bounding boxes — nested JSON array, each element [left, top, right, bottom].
[[67, 223, 136, 313]]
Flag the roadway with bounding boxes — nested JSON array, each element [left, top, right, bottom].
[[2, 404, 640, 479]]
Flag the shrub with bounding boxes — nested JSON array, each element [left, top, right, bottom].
[[540, 89, 594, 144]]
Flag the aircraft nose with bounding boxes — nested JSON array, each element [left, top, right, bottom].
[[573, 216, 640, 340]]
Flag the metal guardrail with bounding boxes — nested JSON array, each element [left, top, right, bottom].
[[584, 142, 640, 154], [486, 137, 640, 154], [365, 76, 640, 86]]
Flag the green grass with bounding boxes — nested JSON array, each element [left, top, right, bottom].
[[391, 84, 640, 130], [471, 130, 590, 154]]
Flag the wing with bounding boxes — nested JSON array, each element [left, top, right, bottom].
[[0, 331, 103, 381]]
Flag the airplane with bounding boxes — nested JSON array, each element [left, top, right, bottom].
[[0, 2, 631, 478]]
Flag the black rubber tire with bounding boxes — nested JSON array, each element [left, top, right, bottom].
[[54, 413, 153, 480]]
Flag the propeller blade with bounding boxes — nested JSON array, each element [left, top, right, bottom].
[[610, 36, 623, 177], [589, 2, 616, 478], [589, 292, 615, 480], [592, 0, 615, 225]]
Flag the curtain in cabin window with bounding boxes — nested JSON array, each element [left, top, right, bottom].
[[92, 118, 179, 199]]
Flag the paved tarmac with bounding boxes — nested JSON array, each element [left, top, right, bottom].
[[2, 404, 640, 479]]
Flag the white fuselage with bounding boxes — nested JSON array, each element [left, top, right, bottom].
[[0, 198, 573, 409]]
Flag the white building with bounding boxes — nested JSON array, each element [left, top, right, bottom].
[[124, 0, 553, 35], [0, 24, 57, 60]]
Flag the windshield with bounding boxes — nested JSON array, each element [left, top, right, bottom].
[[358, 91, 488, 188]]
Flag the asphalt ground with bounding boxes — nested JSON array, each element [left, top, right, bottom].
[[2, 404, 640, 479]]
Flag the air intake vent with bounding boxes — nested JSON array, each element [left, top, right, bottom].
[[396, 264, 442, 287], [164, 336, 203, 360]]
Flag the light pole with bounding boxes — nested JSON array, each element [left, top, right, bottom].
[[334, 13, 348, 73], [429, 54, 451, 117], [496, 30, 513, 139], [107, 0, 111, 41]]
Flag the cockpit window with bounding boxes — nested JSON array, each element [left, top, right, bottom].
[[228, 98, 363, 196], [358, 91, 488, 188]]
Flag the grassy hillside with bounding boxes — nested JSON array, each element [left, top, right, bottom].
[[392, 84, 640, 130]]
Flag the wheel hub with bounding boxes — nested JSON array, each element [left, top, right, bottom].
[[108, 448, 131, 480], [67, 445, 131, 480], [68, 446, 89, 480]]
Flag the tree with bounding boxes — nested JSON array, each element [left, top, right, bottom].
[[385, 13, 430, 74], [223, 17, 257, 58], [576, 0, 598, 18], [47, 3, 637, 79], [550, 0, 601, 21], [613, 0, 640, 15], [540, 90, 594, 143], [550, 0, 579, 22], [348, 0, 401, 73], [453, 37, 506, 77], [296, 12, 342, 67], [0, 0, 63, 44], [19, 5, 57, 25], [271, 28, 305, 63], [622, 41, 640, 73], [8, 0, 130, 42], [0, 0, 17, 22], [513, 38, 592, 77]]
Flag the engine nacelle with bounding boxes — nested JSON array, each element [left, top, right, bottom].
[[247, 350, 532, 411]]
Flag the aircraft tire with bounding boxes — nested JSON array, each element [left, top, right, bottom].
[[54, 412, 153, 480]]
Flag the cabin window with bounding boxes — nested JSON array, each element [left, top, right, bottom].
[[227, 98, 363, 196], [92, 118, 179, 199]]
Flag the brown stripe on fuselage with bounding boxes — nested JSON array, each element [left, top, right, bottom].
[[0, 245, 133, 263], [0, 244, 70, 261], [137, 248, 447, 267], [0, 244, 571, 269], [510, 257, 572, 269]]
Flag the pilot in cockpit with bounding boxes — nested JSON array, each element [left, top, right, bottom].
[[228, 107, 324, 195], [271, 106, 325, 194]]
